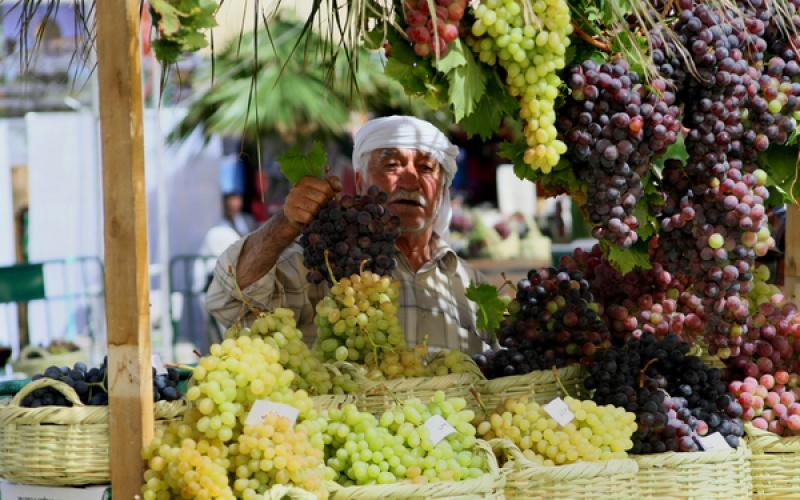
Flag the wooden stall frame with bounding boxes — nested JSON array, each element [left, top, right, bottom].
[[787, 204, 799, 304], [95, 0, 153, 497]]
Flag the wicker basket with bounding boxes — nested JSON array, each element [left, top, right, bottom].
[[634, 443, 752, 499], [311, 394, 359, 412], [746, 423, 800, 498], [327, 439, 503, 499], [491, 438, 639, 499], [12, 346, 88, 377], [350, 353, 485, 415], [478, 364, 585, 411], [0, 378, 187, 486], [262, 485, 320, 499]]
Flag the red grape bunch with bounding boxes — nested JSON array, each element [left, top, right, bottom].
[[404, 0, 467, 58], [300, 186, 401, 285]]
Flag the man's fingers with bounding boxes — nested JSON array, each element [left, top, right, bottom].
[[297, 176, 335, 195], [327, 176, 343, 193], [293, 189, 329, 206], [285, 206, 316, 225]]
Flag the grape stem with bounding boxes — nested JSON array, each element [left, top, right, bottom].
[[323, 249, 339, 285], [639, 358, 659, 389], [551, 366, 572, 398], [499, 273, 517, 293], [469, 386, 489, 417], [571, 23, 610, 52]]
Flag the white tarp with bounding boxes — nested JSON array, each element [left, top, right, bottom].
[[0, 122, 19, 349]]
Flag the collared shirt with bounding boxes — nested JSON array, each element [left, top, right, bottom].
[[206, 235, 487, 354]]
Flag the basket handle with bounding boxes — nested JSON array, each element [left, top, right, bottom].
[[18, 345, 49, 360], [11, 377, 86, 407]]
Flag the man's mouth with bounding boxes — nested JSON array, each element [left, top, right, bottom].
[[391, 199, 424, 207]]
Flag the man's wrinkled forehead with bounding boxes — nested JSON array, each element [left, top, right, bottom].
[[371, 148, 437, 163]]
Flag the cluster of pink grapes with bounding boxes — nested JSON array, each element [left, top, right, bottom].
[[729, 373, 800, 435], [404, 0, 467, 58]]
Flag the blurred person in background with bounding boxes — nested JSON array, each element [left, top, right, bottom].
[[206, 116, 486, 353]]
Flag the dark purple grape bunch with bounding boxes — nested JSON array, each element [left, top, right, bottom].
[[300, 185, 401, 285], [585, 333, 744, 453], [474, 267, 610, 379], [22, 357, 182, 407], [558, 58, 680, 248]]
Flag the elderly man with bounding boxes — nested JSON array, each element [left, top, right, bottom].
[[207, 116, 486, 353]]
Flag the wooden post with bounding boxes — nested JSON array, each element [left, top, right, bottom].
[[787, 204, 800, 303], [95, 0, 153, 496]]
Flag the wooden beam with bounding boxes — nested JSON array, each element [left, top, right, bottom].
[[95, 0, 153, 497], [787, 204, 800, 303]]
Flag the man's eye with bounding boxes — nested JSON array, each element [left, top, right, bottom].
[[384, 162, 399, 168]]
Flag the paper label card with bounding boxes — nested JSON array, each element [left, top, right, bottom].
[[152, 354, 168, 375], [543, 397, 575, 426], [698, 432, 732, 452], [425, 415, 457, 446], [245, 400, 299, 426]]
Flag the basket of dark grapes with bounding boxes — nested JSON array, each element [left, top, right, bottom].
[[746, 423, 800, 499], [584, 333, 753, 499], [473, 267, 605, 409], [0, 361, 186, 485]]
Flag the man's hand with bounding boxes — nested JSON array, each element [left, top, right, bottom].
[[284, 176, 342, 227]]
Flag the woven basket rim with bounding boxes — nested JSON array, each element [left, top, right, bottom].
[[480, 364, 584, 395], [0, 378, 187, 424], [326, 439, 501, 498], [745, 422, 800, 453], [634, 440, 750, 467], [490, 438, 639, 480]]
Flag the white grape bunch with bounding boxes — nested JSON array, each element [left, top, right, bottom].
[[314, 271, 404, 365], [224, 308, 358, 395], [228, 413, 328, 498], [477, 395, 637, 465], [468, 0, 572, 173]]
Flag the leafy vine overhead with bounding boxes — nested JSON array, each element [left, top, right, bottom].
[[148, 0, 218, 64]]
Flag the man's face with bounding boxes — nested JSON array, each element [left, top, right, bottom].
[[358, 148, 444, 234]]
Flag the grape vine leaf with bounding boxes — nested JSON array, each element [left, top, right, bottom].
[[758, 144, 799, 204], [435, 39, 468, 74], [600, 240, 652, 275], [632, 173, 664, 241], [500, 140, 584, 197], [278, 142, 327, 185], [446, 44, 487, 122], [150, 0, 183, 36], [465, 283, 507, 338], [653, 134, 688, 170], [460, 72, 518, 140]]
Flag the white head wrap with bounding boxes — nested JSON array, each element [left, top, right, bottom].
[[352, 115, 458, 239]]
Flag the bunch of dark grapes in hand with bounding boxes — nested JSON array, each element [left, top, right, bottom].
[[558, 58, 680, 248], [586, 333, 744, 453], [404, 0, 466, 58], [22, 358, 183, 407], [561, 245, 706, 344], [301, 186, 401, 285], [473, 267, 610, 379]]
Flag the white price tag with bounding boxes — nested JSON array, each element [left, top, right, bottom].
[[152, 354, 168, 375], [245, 400, 299, 426], [698, 432, 732, 452], [425, 415, 457, 446], [543, 397, 575, 426]]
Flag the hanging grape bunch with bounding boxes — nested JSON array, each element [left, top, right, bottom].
[[468, 0, 572, 173], [557, 59, 681, 248], [300, 186, 401, 285], [404, 0, 468, 58]]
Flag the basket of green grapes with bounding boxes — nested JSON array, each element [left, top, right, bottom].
[[320, 392, 503, 499], [477, 395, 639, 499]]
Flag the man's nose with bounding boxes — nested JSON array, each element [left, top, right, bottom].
[[397, 164, 420, 189]]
